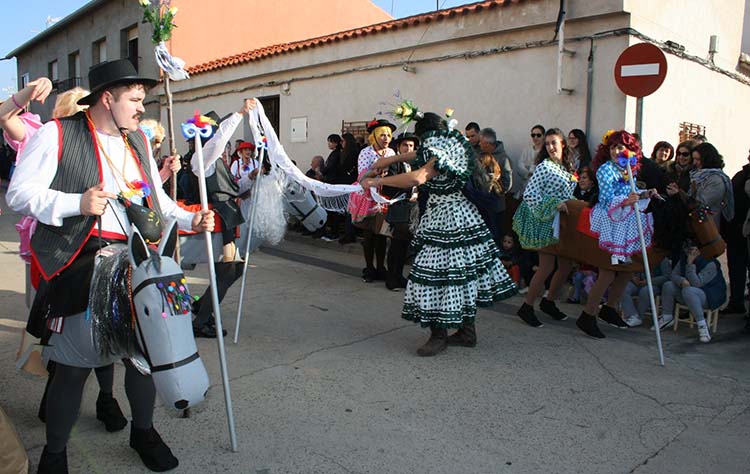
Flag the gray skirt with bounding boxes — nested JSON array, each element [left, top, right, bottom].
[[43, 312, 123, 368]]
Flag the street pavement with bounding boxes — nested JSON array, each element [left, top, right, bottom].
[[1, 191, 749, 474]]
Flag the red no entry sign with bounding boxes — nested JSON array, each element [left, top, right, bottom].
[[614, 43, 668, 97]]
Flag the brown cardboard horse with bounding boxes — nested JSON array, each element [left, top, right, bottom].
[[540, 199, 725, 271]]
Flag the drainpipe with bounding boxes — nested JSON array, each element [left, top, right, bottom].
[[584, 37, 594, 141]]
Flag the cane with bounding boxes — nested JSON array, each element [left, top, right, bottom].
[[624, 155, 665, 366], [184, 119, 239, 451]]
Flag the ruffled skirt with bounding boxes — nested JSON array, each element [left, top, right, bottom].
[[402, 193, 516, 327]]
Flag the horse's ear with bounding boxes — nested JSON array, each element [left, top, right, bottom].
[[128, 225, 149, 268], [157, 219, 178, 258]]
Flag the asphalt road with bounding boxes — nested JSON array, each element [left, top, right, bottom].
[[1, 191, 749, 474]]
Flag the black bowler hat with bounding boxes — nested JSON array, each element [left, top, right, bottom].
[[366, 118, 396, 133], [78, 59, 159, 106], [393, 132, 420, 148]]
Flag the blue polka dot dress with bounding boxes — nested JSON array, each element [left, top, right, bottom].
[[590, 160, 653, 258], [401, 130, 516, 328]]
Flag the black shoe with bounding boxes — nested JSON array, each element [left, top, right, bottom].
[[385, 278, 402, 291], [37, 446, 68, 474], [598, 305, 628, 328], [363, 267, 376, 283], [576, 311, 606, 338], [517, 303, 543, 327], [540, 297, 568, 321], [193, 324, 226, 338], [374, 267, 388, 281], [130, 426, 179, 472], [338, 235, 356, 244], [96, 392, 128, 432]]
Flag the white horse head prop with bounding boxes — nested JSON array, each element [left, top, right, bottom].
[[128, 219, 210, 410]]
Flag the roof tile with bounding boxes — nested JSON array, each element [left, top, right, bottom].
[[186, 0, 533, 75]]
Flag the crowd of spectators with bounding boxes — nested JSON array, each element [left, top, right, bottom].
[[294, 123, 750, 342]]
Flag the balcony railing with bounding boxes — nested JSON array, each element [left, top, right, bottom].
[[57, 77, 82, 93]]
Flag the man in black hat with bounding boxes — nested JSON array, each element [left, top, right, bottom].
[[7, 59, 214, 473], [382, 132, 420, 290]]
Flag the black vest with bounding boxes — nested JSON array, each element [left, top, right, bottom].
[[206, 159, 245, 229], [31, 112, 159, 280]]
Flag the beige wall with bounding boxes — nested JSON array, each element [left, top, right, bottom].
[[169, 0, 391, 69]]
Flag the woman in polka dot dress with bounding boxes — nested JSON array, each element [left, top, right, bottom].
[[361, 112, 516, 356], [576, 130, 659, 338], [512, 128, 578, 328]]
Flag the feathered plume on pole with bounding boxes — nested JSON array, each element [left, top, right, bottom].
[[137, 0, 190, 260]]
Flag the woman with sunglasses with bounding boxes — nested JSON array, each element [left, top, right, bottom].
[[664, 140, 697, 193]]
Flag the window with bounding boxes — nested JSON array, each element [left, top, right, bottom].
[[93, 38, 107, 64], [243, 96, 280, 140], [121, 25, 139, 71], [48, 60, 59, 90], [678, 122, 707, 143], [60, 52, 81, 92]]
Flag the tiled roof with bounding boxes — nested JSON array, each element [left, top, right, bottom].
[[187, 0, 530, 75]]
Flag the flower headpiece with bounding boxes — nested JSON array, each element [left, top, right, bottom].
[[392, 99, 424, 124], [601, 129, 616, 145], [138, 0, 179, 44]]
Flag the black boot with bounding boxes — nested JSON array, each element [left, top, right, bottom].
[[447, 319, 477, 347], [130, 426, 179, 472], [37, 446, 68, 474], [539, 297, 568, 321], [416, 327, 448, 356], [598, 305, 628, 328], [96, 392, 128, 432], [517, 302, 543, 327], [576, 311, 606, 338]]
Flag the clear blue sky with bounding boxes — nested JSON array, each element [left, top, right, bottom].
[[0, 0, 467, 99]]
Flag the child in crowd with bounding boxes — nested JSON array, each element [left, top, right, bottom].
[[499, 233, 522, 286], [568, 264, 598, 304], [619, 257, 672, 327]]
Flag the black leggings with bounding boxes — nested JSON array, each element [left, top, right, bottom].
[[45, 361, 155, 453], [362, 230, 386, 271]]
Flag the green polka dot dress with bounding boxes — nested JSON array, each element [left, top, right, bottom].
[[402, 129, 517, 328]]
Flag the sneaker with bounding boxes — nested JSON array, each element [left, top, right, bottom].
[[598, 305, 629, 328], [517, 303, 543, 328], [698, 325, 711, 343], [576, 310, 606, 338], [651, 314, 674, 331], [517, 287, 529, 295], [320, 235, 336, 242], [540, 297, 568, 321], [624, 315, 643, 328]]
